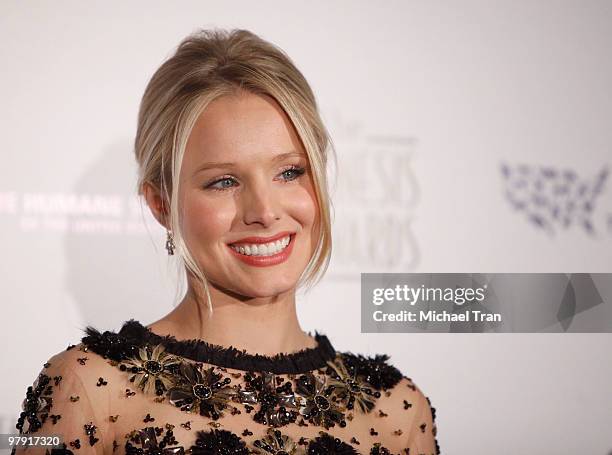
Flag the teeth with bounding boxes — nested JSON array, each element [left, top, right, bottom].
[[231, 236, 291, 257]]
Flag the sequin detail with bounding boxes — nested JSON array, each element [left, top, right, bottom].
[[125, 426, 184, 455], [251, 428, 303, 455], [238, 372, 299, 427], [16, 373, 54, 433]]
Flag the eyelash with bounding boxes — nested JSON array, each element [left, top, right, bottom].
[[205, 165, 307, 192]]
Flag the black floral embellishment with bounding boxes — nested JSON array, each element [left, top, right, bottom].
[[96, 377, 108, 387], [120, 345, 180, 395], [306, 433, 357, 455], [180, 421, 192, 430], [295, 374, 346, 430], [47, 442, 74, 454], [238, 371, 299, 427], [16, 373, 54, 433], [168, 363, 235, 419], [339, 353, 402, 391], [325, 356, 380, 413], [190, 429, 249, 455], [251, 428, 303, 455], [125, 426, 185, 455], [369, 443, 392, 455], [84, 422, 99, 446]]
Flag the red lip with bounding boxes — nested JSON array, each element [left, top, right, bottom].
[[227, 234, 295, 267], [229, 230, 294, 245]]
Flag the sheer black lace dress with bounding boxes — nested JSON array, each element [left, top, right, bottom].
[[12, 319, 440, 455]]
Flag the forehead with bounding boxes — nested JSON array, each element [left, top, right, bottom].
[[184, 91, 303, 164]]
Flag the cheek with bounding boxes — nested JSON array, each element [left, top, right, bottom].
[[181, 193, 235, 245], [289, 186, 319, 230]]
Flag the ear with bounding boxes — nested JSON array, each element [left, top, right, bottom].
[[142, 182, 170, 230]]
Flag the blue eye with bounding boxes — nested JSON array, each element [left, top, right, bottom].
[[281, 166, 306, 181], [208, 177, 237, 191], [205, 165, 306, 192]]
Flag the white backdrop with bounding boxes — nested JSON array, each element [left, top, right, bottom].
[[1, 1, 611, 453]]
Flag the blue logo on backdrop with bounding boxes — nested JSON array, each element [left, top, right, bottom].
[[501, 163, 610, 235]]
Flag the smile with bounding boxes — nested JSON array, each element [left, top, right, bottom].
[[229, 235, 291, 256], [227, 234, 295, 267]]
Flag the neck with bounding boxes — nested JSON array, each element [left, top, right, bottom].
[[148, 280, 316, 357]]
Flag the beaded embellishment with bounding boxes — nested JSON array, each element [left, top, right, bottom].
[[13, 320, 441, 455]]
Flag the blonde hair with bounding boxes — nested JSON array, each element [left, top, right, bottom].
[[133, 28, 336, 312]]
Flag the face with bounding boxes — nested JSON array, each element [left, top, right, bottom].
[[172, 91, 320, 299]]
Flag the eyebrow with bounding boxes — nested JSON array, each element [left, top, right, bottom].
[[193, 151, 305, 174]]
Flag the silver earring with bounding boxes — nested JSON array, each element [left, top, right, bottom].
[[165, 229, 175, 255]]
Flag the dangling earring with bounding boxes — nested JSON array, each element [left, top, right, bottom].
[[165, 229, 175, 255]]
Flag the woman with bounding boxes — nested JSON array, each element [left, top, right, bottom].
[[13, 29, 439, 455]]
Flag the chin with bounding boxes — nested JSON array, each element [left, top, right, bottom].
[[236, 278, 297, 299], [253, 283, 296, 298]]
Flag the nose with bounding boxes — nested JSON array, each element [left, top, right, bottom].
[[241, 181, 281, 227]]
